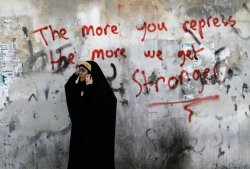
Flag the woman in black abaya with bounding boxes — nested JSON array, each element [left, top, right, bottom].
[[65, 61, 117, 169]]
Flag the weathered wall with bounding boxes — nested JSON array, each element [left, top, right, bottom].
[[0, 0, 250, 168]]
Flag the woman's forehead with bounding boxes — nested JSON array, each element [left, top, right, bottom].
[[79, 65, 87, 70]]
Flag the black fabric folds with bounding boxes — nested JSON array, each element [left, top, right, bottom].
[[65, 61, 117, 169]]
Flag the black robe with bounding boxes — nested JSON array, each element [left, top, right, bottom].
[[65, 61, 117, 169]]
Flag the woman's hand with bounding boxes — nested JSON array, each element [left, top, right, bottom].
[[85, 74, 93, 85], [75, 65, 80, 75]]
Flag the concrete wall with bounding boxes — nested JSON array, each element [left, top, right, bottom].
[[0, 0, 250, 168]]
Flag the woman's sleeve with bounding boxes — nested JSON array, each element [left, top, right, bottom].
[[84, 85, 96, 104], [65, 73, 78, 88], [64, 73, 79, 119], [84, 84, 105, 107]]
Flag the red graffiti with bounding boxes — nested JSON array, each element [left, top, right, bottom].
[[143, 45, 203, 64], [81, 24, 119, 38], [182, 16, 236, 39], [136, 22, 168, 42], [50, 49, 75, 71], [178, 45, 204, 67], [132, 69, 142, 97], [144, 50, 163, 61], [147, 95, 219, 122], [91, 48, 127, 60], [132, 61, 220, 97], [32, 25, 69, 46]]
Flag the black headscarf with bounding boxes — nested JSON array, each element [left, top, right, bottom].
[[86, 61, 116, 102]]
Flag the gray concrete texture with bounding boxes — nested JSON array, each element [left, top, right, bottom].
[[0, 0, 250, 168]]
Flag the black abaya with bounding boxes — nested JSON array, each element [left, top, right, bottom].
[[65, 61, 117, 169]]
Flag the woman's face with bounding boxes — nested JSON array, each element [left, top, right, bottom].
[[78, 66, 89, 82]]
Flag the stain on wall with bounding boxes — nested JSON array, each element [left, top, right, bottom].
[[0, 0, 250, 168]]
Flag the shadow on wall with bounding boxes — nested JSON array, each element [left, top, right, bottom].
[[116, 119, 192, 169]]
